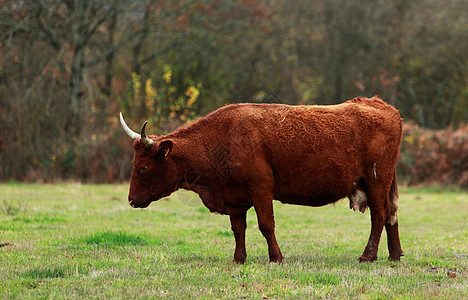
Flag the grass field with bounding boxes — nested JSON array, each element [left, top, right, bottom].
[[1, 183, 467, 299]]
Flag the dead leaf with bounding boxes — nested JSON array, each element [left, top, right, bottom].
[[447, 271, 457, 278]]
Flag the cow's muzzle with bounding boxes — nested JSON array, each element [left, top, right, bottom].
[[128, 196, 150, 208]]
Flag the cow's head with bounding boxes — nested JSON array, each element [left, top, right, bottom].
[[120, 113, 179, 208]]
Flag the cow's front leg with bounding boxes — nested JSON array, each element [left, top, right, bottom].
[[253, 198, 283, 263], [230, 213, 247, 263]]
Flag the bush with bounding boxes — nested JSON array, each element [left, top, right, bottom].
[[399, 122, 468, 187]]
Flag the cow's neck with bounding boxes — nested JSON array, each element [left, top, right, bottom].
[[172, 135, 215, 188], [175, 153, 216, 210]]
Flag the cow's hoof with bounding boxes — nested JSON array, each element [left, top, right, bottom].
[[269, 259, 283, 264], [358, 255, 377, 263], [268, 251, 284, 264], [232, 259, 245, 264], [232, 255, 246, 264], [269, 255, 284, 264], [388, 252, 404, 261]]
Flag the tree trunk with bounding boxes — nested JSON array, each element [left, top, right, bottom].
[[67, 45, 86, 135]]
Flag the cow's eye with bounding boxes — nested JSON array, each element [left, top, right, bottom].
[[139, 166, 148, 174]]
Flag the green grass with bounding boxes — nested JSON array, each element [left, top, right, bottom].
[[0, 183, 467, 299]]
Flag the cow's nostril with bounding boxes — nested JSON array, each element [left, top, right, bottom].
[[128, 196, 136, 208]]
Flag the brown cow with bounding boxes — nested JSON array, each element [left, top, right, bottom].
[[120, 96, 403, 263]]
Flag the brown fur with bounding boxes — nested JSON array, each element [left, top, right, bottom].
[[124, 96, 403, 263]]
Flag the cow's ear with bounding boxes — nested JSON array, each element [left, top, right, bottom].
[[156, 140, 173, 159]]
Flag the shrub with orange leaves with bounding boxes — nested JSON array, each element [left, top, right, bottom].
[[399, 122, 468, 187]]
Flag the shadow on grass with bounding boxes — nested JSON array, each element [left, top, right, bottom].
[[284, 252, 359, 265], [168, 251, 369, 266], [172, 254, 228, 265]]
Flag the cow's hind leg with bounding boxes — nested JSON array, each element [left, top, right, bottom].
[[359, 185, 387, 262], [386, 222, 404, 261], [251, 193, 283, 263], [255, 205, 283, 263], [386, 172, 403, 261], [230, 213, 247, 264]]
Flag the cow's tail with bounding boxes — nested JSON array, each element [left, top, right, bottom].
[[387, 169, 399, 226]]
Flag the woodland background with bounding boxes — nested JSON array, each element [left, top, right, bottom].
[[0, 0, 467, 186]]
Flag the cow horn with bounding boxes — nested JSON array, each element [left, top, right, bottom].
[[140, 121, 155, 146], [119, 112, 140, 139]]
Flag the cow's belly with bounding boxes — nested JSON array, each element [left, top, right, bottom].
[[274, 193, 342, 207], [272, 160, 362, 207]]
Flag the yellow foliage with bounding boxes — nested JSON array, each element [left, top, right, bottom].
[[131, 73, 141, 91], [185, 86, 200, 107], [163, 65, 172, 83], [131, 72, 142, 103], [404, 135, 415, 145], [145, 79, 156, 111]]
